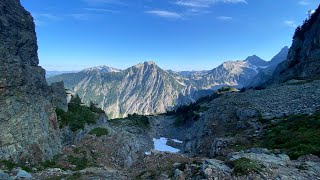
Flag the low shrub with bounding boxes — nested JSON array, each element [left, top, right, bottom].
[[67, 156, 88, 171], [231, 158, 262, 176], [110, 114, 150, 129], [89, 127, 109, 137], [127, 113, 150, 128], [0, 160, 32, 172]]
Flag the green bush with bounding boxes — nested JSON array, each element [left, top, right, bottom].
[[0, 160, 32, 172], [127, 113, 150, 128], [231, 158, 262, 176], [89, 127, 109, 137], [262, 111, 320, 159], [56, 95, 98, 132], [67, 156, 88, 171], [110, 114, 150, 129], [167, 103, 201, 126]]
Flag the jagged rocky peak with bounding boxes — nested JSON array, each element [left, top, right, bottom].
[[248, 46, 289, 88], [245, 55, 268, 67], [271, 5, 320, 83], [0, 0, 66, 164], [133, 61, 158, 69]]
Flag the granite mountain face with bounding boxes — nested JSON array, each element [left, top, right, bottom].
[[271, 7, 320, 84], [48, 48, 288, 118], [0, 0, 67, 164]]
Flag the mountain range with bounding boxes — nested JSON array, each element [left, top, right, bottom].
[[47, 47, 289, 118]]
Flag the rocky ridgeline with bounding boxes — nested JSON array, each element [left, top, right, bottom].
[[47, 48, 288, 119], [271, 6, 320, 84], [0, 0, 67, 164]]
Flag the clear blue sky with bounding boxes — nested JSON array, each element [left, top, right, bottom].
[[21, 0, 319, 71]]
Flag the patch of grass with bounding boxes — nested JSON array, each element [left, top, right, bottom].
[[261, 111, 320, 159], [0, 160, 32, 172], [0, 160, 16, 171], [231, 158, 262, 176], [56, 95, 99, 132], [35, 155, 66, 171], [67, 156, 89, 171], [89, 127, 109, 137]]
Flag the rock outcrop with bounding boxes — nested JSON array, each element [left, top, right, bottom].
[[0, 0, 66, 164], [271, 5, 320, 84]]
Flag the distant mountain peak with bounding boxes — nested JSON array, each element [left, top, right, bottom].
[[245, 55, 268, 67], [268, 46, 289, 66], [82, 65, 121, 73], [133, 61, 158, 69], [144, 61, 157, 65]]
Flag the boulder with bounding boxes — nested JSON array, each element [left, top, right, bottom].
[[16, 170, 32, 179]]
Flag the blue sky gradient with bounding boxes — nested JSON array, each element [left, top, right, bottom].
[[21, 0, 319, 71]]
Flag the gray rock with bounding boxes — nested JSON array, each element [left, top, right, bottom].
[[210, 138, 233, 157], [203, 159, 231, 173], [16, 170, 32, 179], [174, 169, 184, 180], [297, 154, 320, 162], [0, 0, 64, 163], [50, 81, 68, 111], [0, 170, 11, 180], [244, 148, 270, 154], [229, 152, 290, 167], [236, 108, 258, 121]]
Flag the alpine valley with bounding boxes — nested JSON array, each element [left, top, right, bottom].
[[0, 0, 320, 179]]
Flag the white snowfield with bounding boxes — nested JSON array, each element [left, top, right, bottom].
[[145, 137, 182, 155]]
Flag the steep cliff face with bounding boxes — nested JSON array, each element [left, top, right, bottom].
[[0, 0, 65, 164], [272, 6, 320, 83]]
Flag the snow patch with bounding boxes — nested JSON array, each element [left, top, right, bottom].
[[145, 137, 180, 155], [172, 139, 183, 143]]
